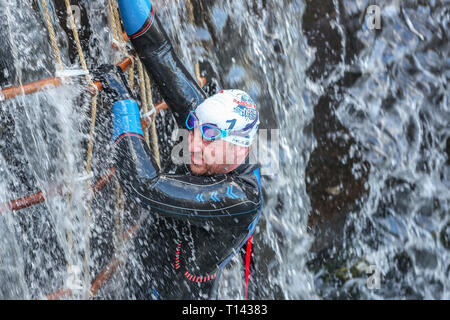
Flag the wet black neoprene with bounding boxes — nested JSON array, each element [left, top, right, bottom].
[[106, 0, 263, 299]]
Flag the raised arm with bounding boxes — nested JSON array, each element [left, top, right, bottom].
[[117, 0, 208, 128], [94, 64, 261, 247], [112, 103, 262, 269], [114, 130, 262, 231]]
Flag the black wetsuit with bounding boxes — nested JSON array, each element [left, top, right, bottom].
[[111, 1, 263, 299]]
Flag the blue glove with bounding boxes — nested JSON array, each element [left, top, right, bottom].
[[93, 64, 143, 142]]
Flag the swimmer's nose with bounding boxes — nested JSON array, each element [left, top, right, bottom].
[[189, 128, 203, 153]]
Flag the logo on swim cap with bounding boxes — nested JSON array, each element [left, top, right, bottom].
[[234, 104, 258, 121], [194, 89, 260, 147], [231, 93, 257, 121]]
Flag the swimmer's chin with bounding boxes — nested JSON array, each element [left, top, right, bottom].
[[189, 163, 210, 176]]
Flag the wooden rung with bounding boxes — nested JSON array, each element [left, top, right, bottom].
[[1, 57, 134, 101]]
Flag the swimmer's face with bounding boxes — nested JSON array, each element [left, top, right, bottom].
[[188, 128, 248, 176]]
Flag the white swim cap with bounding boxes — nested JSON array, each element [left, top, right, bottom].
[[194, 89, 260, 147]]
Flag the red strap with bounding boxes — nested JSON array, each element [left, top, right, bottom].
[[245, 236, 253, 300]]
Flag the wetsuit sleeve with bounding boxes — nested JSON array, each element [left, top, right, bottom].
[[113, 130, 262, 232], [114, 1, 263, 275], [113, 106, 263, 273], [117, 0, 208, 128]]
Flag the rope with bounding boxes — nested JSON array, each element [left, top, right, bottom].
[[107, 0, 120, 41], [113, 177, 125, 249], [65, 0, 90, 72], [106, 2, 132, 294], [112, 0, 124, 43], [195, 61, 201, 83], [64, 0, 99, 178], [127, 60, 135, 94], [64, 0, 101, 298], [107, 0, 161, 167], [145, 71, 161, 169], [107, 0, 136, 102], [185, 0, 195, 26], [90, 176, 124, 300], [137, 58, 151, 148], [39, 0, 164, 298], [186, 0, 202, 85], [41, 0, 79, 297], [41, 0, 64, 71]]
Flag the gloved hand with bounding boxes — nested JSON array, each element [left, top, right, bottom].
[[92, 64, 134, 103]]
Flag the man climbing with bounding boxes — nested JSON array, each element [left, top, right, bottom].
[[95, 0, 263, 299]]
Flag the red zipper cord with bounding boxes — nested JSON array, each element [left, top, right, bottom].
[[245, 235, 253, 300]]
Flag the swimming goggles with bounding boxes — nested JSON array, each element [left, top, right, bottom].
[[185, 111, 256, 141]]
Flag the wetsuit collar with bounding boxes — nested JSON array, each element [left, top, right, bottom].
[[232, 155, 257, 175]]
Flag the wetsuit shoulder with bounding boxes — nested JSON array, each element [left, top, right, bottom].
[[114, 134, 262, 229]]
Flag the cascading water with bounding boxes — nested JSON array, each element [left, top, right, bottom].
[[0, 0, 122, 299], [0, 0, 448, 300], [0, 1, 90, 299]]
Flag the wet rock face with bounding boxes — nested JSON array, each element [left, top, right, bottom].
[[306, 137, 370, 226], [442, 222, 450, 251], [302, 0, 342, 81], [302, 1, 371, 253], [0, 12, 15, 87], [306, 97, 371, 219], [305, 107, 371, 252], [302, 0, 365, 81], [0, 53, 14, 88], [446, 137, 450, 165], [51, 0, 93, 67]]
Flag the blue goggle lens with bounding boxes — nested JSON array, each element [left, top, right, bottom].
[[186, 112, 225, 140], [186, 112, 196, 130], [201, 125, 222, 140]]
